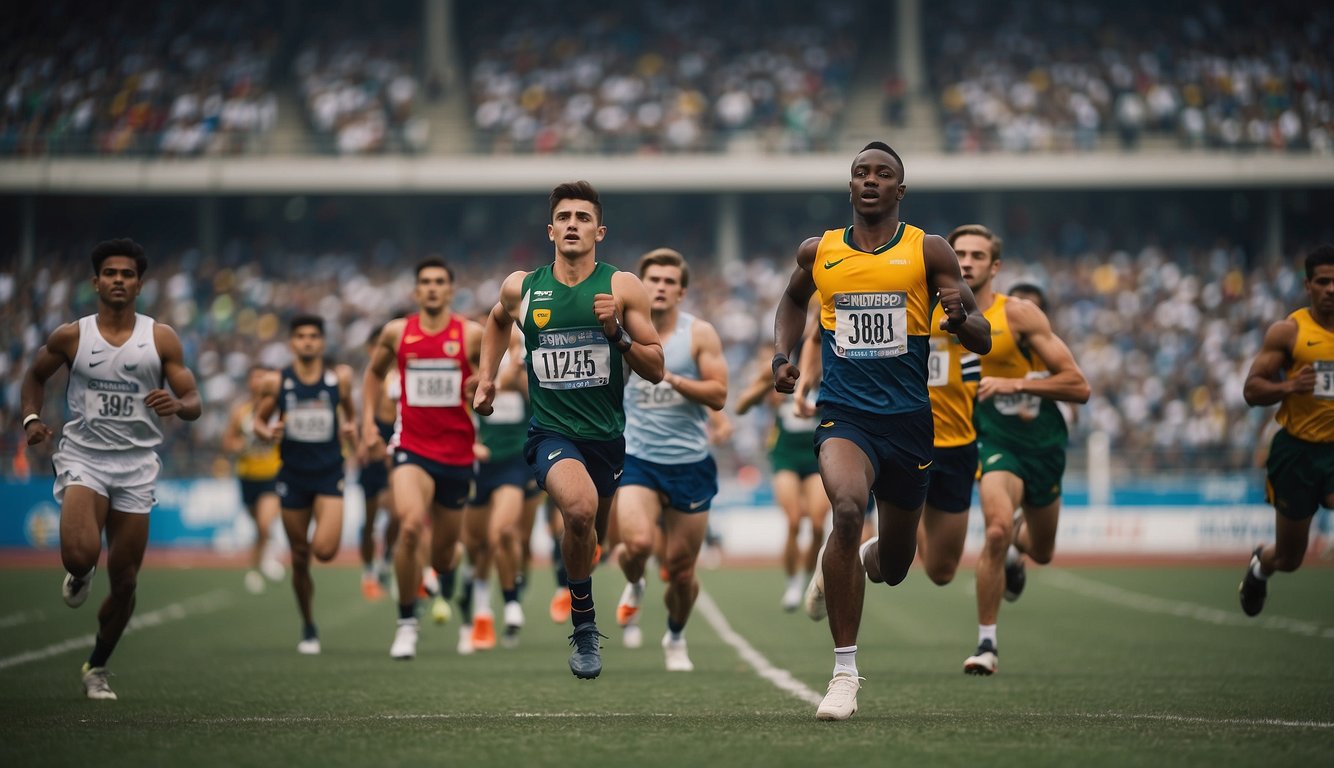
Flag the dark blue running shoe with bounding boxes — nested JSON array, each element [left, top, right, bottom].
[[568, 622, 606, 679]]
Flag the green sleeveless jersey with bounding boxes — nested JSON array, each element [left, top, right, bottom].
[[521, 262, 627, 441], [975, 295, 1068, 451], [477, 390, 530, 462]]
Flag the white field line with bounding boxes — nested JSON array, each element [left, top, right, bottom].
[[694, 589, 823, 706], [1042, 569, 1334, 639], [0, 610, 48, 630], [0, 590, 231, 671]]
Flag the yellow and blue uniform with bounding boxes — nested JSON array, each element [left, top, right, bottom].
[[235, 401, 281, 506], [1266, 308, 1334, 519], [810, 222, 934, 506], [925, 303, 981, 513]]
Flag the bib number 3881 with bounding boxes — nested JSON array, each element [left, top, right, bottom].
[[833, 291, 908, 359]]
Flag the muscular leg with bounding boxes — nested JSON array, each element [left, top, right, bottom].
[[662, 508, 709, 628], [92, 509, 150, 663], [392, 465, 434, 609], [429, 503, 464, 578], [1261, 513, 1314, 575], [310, 495, 343, 563], [544, 459, 600, 581], [917, 504, 970, 586], [489, 485, 525, 592], [616, 485, 662, 585], [802, 474, 830, 572], [976, 471, 1024, 626], [816, 439, 875, 648], [863, 495, 923, 587], [281, 506, 315, 626], [59, 486, 108, 577], [773, 471, 803, 578], [1016, 498, 1061, 565]]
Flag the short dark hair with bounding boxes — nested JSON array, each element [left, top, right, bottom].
[[947, 224, 1003, 262], [90, 238, 147, 277], [289, 314, 325, 335], [549, 180, 602, 223], [637, 248, 689, 288], [1008, 282, 1047, 310], [858, 141, 905, 183], [1305, 244, 1334, 279], [415, 257, 454, 281]]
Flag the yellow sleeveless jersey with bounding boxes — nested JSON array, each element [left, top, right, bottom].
[[234, 402, 281, 480], [812, 222, 933, 414], [1277, 308, 1334, 442], [928, 303, 981, 447], [977, 294, 1066, 450]]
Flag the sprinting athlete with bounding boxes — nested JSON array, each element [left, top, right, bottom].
[[223, 365, 285, 594]]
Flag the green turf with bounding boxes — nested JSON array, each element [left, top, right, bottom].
[[1, 561, 1331, 767]]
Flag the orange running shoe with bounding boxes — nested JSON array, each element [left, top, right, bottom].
[[549, 588, 572, 623], [471, 613, 497, 650], [361, 573, 384, 601]]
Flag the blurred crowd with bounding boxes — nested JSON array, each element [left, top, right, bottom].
[[460, 0, 859, 155], [929, 0, 1334, 154], [2, 1, 279, 158], [0, 230, 1306, 483]]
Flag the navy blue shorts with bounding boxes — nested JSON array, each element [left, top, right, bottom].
[[276, 466, 345, 510], [621, 454, 718, 513], [925, 443, 978, 513], [393, 448, 475, 509], [524, 427, 625, 500], [471, 453, 539, 504], [239, 477, 277, 507], [815, 403, 932, 510]]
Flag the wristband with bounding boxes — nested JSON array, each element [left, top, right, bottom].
[[608, 324, 632, 351], [771, 353, 790, 376], [22, 413, 41, 429]]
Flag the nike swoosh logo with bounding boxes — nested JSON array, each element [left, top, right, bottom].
[[986, 454, 1003, 465], [89, 360, 105, 368], [91, 346, 107, 355], [571, 591, 590, 601], [1307, 340, 1322, 346], [405, 334, 424, 343], [819, 421, 835, 428], [613, 469, 624, 479], [123, 363, 139, 371], [137, 342, 148, 348], [547, 450, 563, 460], [917, 461, 933, 470], [823, 258, 846, 269], [689, 499, 706, 510]]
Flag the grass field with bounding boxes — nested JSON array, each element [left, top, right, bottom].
[[1, 560, 1331, 767]]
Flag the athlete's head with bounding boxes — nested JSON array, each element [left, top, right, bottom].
[[1008, 282, 1047, 311], [91, 238, 147, 278], [548, 180, 606, 259], [948, 224, 1003, 293], [638, 247, 689, 313], [1304, 244, 1334, 314], [414, 257, 454, 315], [246, 365, 270, 397], [849, 142, 906, 218], [1305, 243, 1334, 279], [288, 314, 326, 363]]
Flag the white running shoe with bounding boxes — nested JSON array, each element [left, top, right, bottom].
[[390, 619, 419, 659], [501, 601, 525, 649], [260, 558, 286, 582], [62, 567, 95, 608], [458, 624, 475, 655], [296, 637, 321, 655], [662, 632, 694, 672], [623, 623, 643, 649], [244, 570, 265, 595], [963, 639, 998, 675], [816, 672, 863, 721], [781, 580, 802, 612], [81, 663, 116, 700], [804, 541, 828, 622]]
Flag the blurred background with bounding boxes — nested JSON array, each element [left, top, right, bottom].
[[2, 0, 1332, 555]]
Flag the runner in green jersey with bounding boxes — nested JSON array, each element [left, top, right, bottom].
[[474, 180, 664, 680]]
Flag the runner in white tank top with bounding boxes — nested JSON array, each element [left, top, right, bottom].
[[20, 239, 201, 701]]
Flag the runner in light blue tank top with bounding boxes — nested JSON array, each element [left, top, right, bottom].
[[611, 249, 729, 669]]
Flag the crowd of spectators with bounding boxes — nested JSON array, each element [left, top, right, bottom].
[[0, 220, 1310, 484], [460, 0, 861, 155], [2, 0, 279, 158], [927, 0, 1333, 154]]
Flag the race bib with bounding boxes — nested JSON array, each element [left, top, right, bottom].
[[287, 400, 335, 442], [833, 292, 907, 359], [994, 371, 1047, 418], [405, 359, 462, 407], [486, 391, 527, 424], [628, 378, 683, 410], [927, 343, 949, 388], [533, 328, 612, 390], [1315, 361, 1334, 400], [85, 379, 141, 422]]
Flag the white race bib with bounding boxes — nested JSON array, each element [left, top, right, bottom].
[[628, 378, 683, 410], [405, 359, 462, 407], [1315, 361, 1334, 400], [84, 380, 141, 422], [927, 342, 949, 388], [833, 291, 908, 359], [286, 400, 335, 442], [533, 328, 612, 390], [486, 391, 527, 424], [994, 371, 1048, 417]]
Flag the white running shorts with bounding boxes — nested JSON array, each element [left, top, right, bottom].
[[52, 439, 162, 515]]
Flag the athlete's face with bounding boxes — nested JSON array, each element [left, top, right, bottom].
[[548, 199, 605, 259], [93, 255, 141, 310], [953, 234, 999, 293], [247, 368, 268, 397], [415, 267, 453, 314], [289, 325, 325, 363], [1306, 264, 1334, 316], [849, 150, 904, 217], [640, 264, 685, 313]]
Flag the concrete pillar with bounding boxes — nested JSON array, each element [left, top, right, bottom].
[[896, 0, 925, 93], [715, 193, 741, 269]]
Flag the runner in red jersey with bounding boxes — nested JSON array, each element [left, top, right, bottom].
[[361, 258, 483, 660]]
